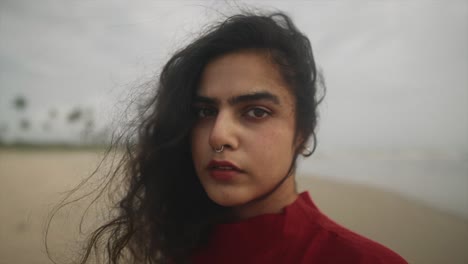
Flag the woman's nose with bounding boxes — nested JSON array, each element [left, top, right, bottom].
[[208, 111, 239, 151]]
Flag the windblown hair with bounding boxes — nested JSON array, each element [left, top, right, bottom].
[[48, 11, 324, 264]]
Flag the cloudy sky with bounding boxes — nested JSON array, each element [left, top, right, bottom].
[[1, 0, 467, 153]]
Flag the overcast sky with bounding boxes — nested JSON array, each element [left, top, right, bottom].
[[1, 0, 467, 154]]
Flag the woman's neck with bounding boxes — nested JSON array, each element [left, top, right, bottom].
[[229, 176, 299, 221]]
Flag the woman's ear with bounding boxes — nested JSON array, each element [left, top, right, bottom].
[[295, 132, 316, 157]]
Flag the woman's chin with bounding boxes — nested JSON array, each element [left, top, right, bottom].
[[205, 188, 251, 207]]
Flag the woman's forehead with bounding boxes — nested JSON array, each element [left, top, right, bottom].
[[197, 50, 293, 103]]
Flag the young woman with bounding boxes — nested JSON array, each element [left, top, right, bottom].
[[60, 11, 408, 264]]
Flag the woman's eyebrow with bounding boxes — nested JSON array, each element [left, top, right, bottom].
[[228, 92, 280, 105], [193, 92, 280, 106]]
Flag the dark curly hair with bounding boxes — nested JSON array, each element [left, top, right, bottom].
[[47, 10, 324, 264]]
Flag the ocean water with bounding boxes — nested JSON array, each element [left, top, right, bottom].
[[297, 151, 468, 219]]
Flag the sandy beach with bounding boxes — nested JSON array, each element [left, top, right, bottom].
[[0, 150, 467, 264]]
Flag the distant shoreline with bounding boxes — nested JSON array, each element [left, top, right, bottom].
[[0, 143, 109, 151]]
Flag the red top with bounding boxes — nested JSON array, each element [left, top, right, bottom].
[[191, 192, 407, 264]]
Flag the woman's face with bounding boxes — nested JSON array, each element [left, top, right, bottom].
[[191, 50, 300, 217]]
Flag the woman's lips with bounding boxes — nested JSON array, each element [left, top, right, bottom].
[[207, 160, 243, 181]]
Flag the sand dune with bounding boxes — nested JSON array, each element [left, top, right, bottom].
[[0, 150, 467, 264]]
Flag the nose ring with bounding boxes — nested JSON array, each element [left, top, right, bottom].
[[214, 145, 224, 153]]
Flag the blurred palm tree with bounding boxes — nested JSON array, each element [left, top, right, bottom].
[[13, 96, 27, 111], [67, 108, 83, 123], [12, 96, 31, 142], [68, 107, 100, 145]]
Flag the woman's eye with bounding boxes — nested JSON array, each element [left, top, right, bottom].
[[245, 108, 270, 119], [196, 107, 217, 118]]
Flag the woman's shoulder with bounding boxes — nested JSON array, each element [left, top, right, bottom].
[[283, 192, 408, 264]]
